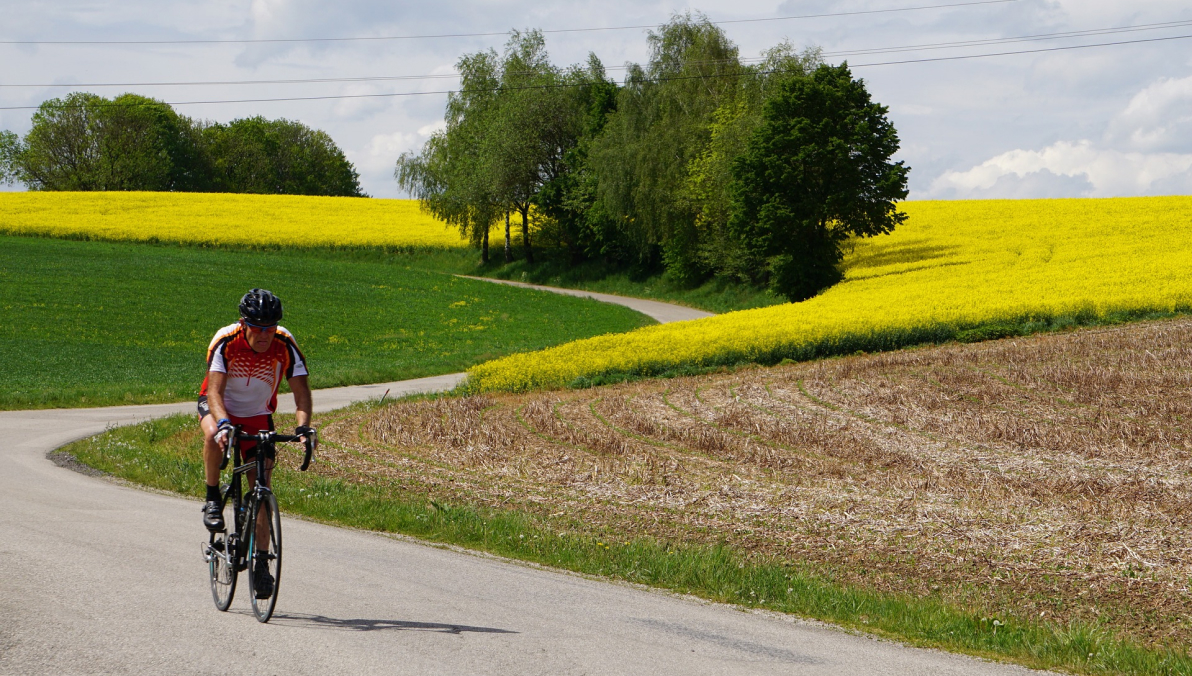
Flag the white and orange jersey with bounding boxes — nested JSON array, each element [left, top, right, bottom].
[[199, 323, 308, 417]]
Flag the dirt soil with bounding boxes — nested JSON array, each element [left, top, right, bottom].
[[319, 318, 1192, 648]]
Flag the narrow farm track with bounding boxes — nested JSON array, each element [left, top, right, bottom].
[[1, 288, 1051, 675], [454, 275, 717, 324]]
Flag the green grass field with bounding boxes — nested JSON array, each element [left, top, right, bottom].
[[0, 235, 653, 409]]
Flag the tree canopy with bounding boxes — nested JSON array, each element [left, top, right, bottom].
[[398, 16, 909, 301], [2, 94, 363, 196], [729, 63, 909, 301]]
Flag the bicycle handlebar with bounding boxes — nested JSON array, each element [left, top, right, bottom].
[[223, 427, 317, 472]]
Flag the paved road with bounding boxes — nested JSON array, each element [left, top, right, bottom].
[[1, 290, 1051, 675], [455, 275, 715, 324]]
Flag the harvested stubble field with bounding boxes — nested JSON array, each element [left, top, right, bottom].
[[322, 318, 1192, 650]]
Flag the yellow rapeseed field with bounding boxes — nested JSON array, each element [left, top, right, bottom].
[[0, 191, 471, 249], [468, 196, 1192, 392]]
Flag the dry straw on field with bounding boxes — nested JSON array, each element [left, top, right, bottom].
[[468, 196, 1192, 391], [322, 318, 1192, 648], [0, 191, 472, 249]]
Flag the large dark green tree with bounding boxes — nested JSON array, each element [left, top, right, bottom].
[[729, 63, 909, 302], [202, 117, 363, 196]]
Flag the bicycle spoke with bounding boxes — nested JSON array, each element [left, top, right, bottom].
[[249, 493, 282, 623], [206, 500, 237, 611]]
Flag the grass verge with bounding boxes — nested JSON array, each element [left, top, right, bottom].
[[61, 406, 1192, 676]]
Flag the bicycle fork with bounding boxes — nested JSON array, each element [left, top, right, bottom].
[[200, 485, 244, 571]]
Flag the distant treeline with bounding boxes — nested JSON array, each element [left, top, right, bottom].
[[0, 93, 363, 196], [397, 13, 909, 301]]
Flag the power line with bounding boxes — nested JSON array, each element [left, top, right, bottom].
[[820, 18, 1192, 57], [5, 18, 1190, 90], [0, 0, 1016, 46], [0, 73, 463, 89], [1, 31, 1187, 111], [848, 31, 1192, 67]]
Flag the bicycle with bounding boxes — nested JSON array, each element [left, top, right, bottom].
[[202, 426, 315, 623]]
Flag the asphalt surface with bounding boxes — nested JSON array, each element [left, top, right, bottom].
[[454, 276, 715, 324], [1, 293, 1053, 675]]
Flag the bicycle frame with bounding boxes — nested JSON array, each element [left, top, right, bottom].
[[205, 427, 312, 573]]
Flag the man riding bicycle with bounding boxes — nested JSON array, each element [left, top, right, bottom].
[[198, 288, 314, 598]]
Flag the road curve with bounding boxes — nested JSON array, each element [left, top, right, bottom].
[[1, 374, 1053, 675], [455, 275, 715, 324]]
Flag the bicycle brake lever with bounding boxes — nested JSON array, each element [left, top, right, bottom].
[[299, 429, 316, 472]]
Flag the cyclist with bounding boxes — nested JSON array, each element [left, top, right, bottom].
[[198, 288, 314, 598]]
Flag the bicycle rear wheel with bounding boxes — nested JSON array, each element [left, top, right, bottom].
[[247, 493, 282, 623], [206, 517, 237, 611]]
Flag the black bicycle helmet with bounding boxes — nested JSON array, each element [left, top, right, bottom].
[[239, 288, 283, 326]]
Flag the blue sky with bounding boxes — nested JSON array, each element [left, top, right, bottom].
[[2, 0, 1190, 199]]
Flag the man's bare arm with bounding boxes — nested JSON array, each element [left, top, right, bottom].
[[289, 375, 312, 431], [206, 370, 229, 422]]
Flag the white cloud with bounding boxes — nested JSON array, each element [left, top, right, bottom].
[[1106, 75, 1192, 153], [930, 140, 1192, 198], [350, 130, 419, 173], [927, 71, 1192, 199], [417, 120, 446, 136], [331, 83, 394, 119]]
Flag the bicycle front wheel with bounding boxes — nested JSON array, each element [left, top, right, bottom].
[[247, 493, 282, 623], [207, 522, 237, 611]]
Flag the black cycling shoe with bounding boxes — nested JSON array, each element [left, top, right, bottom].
[[253, 558, 275, 599], [202, 501, 225, 532]]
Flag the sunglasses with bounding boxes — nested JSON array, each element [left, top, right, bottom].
[[245, 321, 278, 332]]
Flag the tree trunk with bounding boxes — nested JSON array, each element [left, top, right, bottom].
[[481, 224, 489, 263], [521, 205, 533, 264], [504, 211, 512, 263]]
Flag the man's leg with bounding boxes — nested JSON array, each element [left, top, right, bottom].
[[200, 414, 226, 531]]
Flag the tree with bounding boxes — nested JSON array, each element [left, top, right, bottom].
[[681, 43, 822, 282], [203, 117, 363, 196], [11, 92, 202, 191], [485, 29, 575, 264], [729, 63, 909, 302], [532, 54, 621, 263], [589, 12, 743, 282], [0, 130, 20, 185], [398, 31, 594, 265], [3, 92, 362, 196], [16, 92, 123, 190], [396, 49, 503, 262]]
